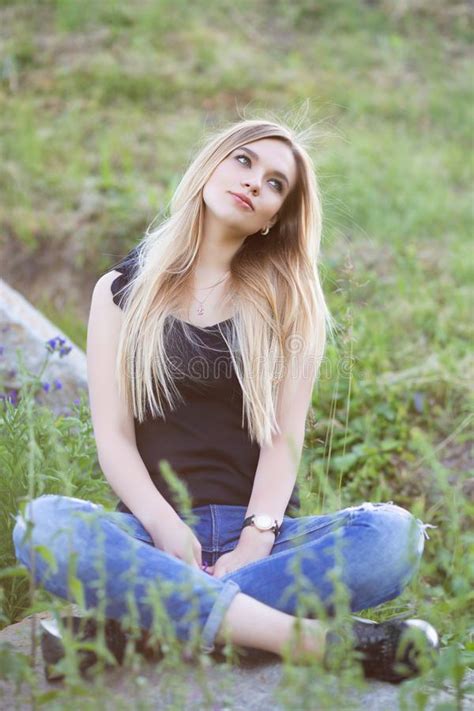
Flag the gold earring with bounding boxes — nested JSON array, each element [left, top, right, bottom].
[[260, 226, 270, 236]]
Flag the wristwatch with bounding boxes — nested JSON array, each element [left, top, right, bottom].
[[241, 514, 282, 540]]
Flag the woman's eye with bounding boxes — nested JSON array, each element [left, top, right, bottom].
[[235, 154, 283, 192]]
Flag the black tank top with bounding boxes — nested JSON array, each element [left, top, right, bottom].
[[109, 246, 301, 516]]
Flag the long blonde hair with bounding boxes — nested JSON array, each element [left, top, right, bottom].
[[113, 117, 335, 447]]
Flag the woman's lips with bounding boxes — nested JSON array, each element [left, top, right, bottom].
[[230, 192, 253, 210]]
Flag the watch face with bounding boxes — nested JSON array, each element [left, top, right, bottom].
[[254, 515, 273, 530]]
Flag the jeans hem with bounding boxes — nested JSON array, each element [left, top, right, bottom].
[[200, 579, 241, 653]]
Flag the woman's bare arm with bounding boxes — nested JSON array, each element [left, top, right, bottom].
[[86, 271, 178, 533]]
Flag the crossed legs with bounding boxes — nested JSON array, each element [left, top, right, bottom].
[[12, 496, 425, 661]]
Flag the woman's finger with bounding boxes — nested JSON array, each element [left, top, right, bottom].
[[193, 542, 202, 568]]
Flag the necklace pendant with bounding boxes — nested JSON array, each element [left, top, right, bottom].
[[197, 305, 204, 315]]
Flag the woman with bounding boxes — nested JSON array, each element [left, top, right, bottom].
[[13, 117, 438, 682]]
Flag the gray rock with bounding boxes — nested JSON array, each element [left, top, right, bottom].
[[0, 278, 88, 415]]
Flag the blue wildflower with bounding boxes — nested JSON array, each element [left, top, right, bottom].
[[42, 382, 50, 392], [7, 390, 18, 406], [46, 336, 71, 355], [53, 379, 62, 390]]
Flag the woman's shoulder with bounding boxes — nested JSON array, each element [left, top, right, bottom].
[[109, 244, 143, 309], [110, 243, 142, 276]]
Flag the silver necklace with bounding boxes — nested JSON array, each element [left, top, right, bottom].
[[192, 272, 230, 316]]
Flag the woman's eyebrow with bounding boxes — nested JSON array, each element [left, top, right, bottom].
[[237, 145, 290, 188]]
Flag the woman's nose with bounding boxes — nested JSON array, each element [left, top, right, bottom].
[[243, 181, 259, 195]]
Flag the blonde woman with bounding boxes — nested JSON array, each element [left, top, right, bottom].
[[13, 118, 438, 682]]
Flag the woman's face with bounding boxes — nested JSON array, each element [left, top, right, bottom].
[[202, 137, 298, 236]]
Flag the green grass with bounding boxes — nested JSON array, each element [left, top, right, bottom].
[[0, 0, 472, 708]]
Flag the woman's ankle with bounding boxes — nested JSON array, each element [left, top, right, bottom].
[[282, 618, 328, 664]]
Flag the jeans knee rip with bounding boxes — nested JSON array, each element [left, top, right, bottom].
[[346, 500, 395, 514], [348, 501, 437, 545], [416, 519, 437, 540]]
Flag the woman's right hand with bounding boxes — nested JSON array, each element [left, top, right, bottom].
[[148, 515, 203, 570]]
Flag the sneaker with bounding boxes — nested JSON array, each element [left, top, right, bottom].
[[40, 615, 128, 682], [325, 615, 439, 683]]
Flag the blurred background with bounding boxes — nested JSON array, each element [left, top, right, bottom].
[[0, 0, 472, 686], [1, 1, 471, 341]]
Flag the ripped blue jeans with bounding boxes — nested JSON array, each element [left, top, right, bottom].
[[12, 496, 434, 654]]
